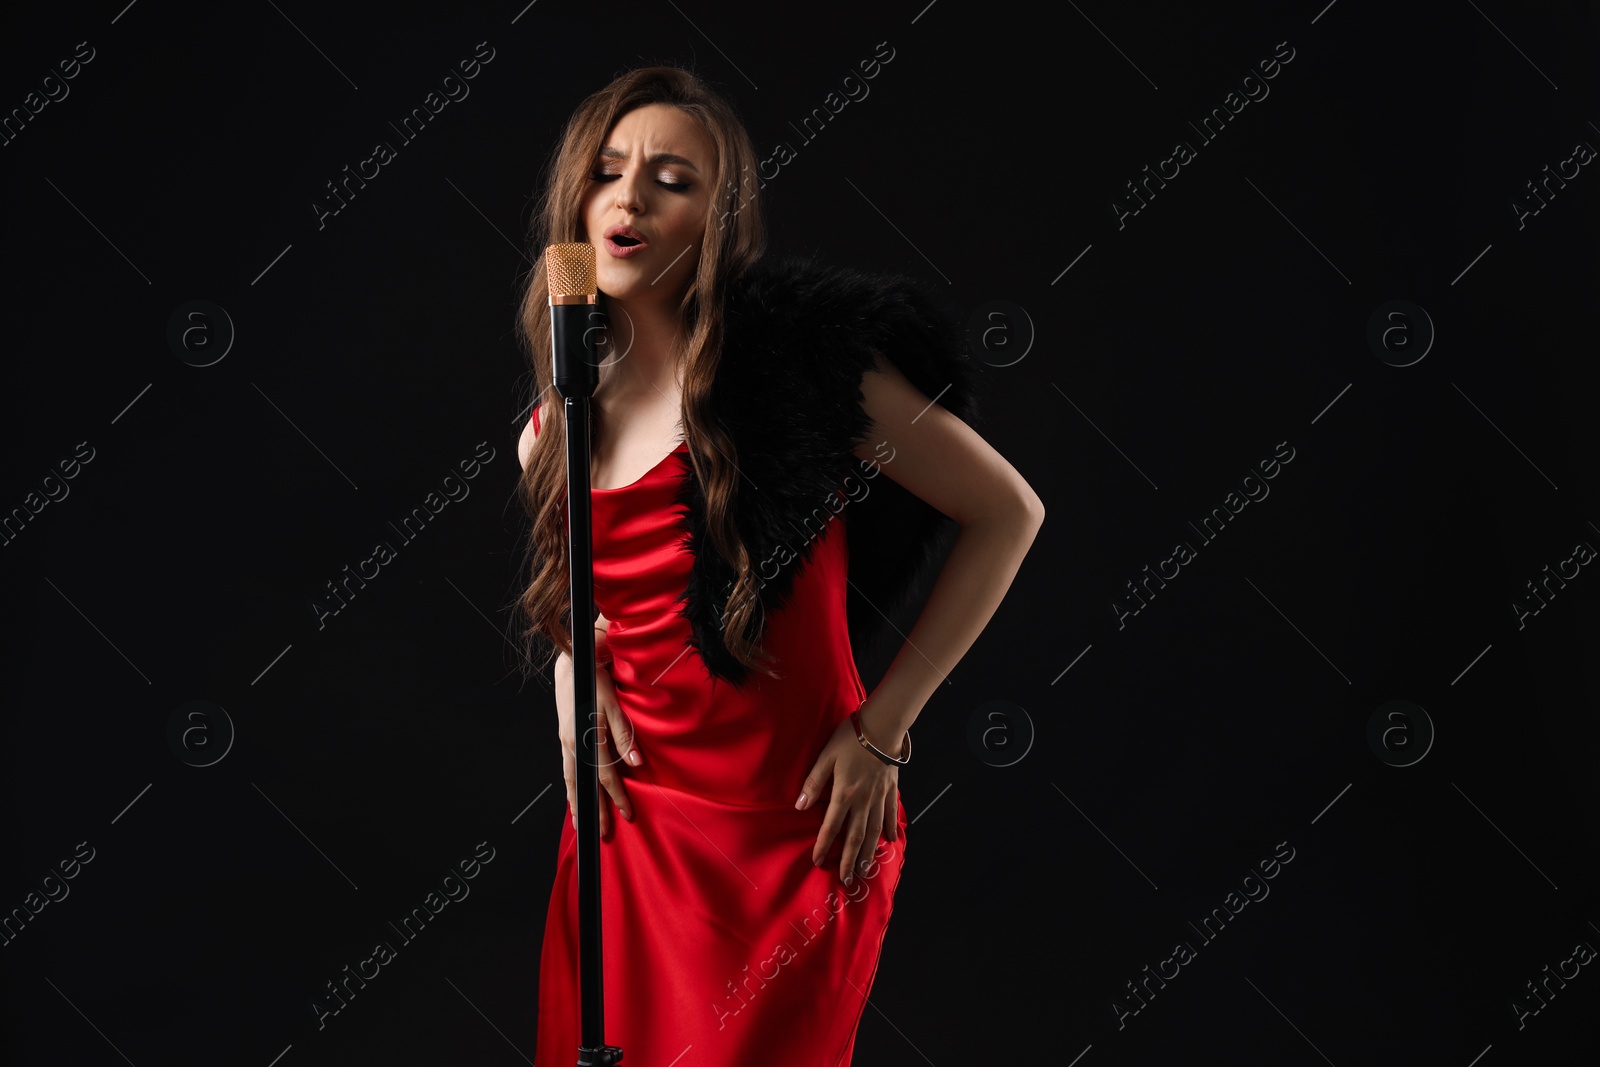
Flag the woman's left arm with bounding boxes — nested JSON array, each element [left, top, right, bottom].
[[799, 352, 1045, 882], [850, 351, 1045, 741]]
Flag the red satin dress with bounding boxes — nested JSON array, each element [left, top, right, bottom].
[[529, 405, 909, 1067]]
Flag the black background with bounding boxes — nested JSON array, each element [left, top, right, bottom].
[[3, 1, 1597, 1064]]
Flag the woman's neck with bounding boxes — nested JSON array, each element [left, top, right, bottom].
[[602, 293, 688, 398]]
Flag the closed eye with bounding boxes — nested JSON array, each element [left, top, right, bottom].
[[589, 172, 692, 193]]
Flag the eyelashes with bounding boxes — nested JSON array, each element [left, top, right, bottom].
[[589, 172, 693, 193]]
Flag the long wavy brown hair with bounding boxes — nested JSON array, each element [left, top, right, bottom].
[[512, 66, 770, 684]]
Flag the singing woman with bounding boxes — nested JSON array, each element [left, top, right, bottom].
[[513, 65, 1043, 1065]]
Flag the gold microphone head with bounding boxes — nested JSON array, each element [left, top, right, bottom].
[[545, 242, 597, 304]]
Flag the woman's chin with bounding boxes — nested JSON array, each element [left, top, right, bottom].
[[598, 275, 647, 303], [599, 270, 685, 306]]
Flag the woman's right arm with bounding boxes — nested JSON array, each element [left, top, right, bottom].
[[523, 406, 614, 669], [553, 612, 637, 836], [555, 613, 612, 674], [523, 401, 615, 667], [524, 405, 637, 834]]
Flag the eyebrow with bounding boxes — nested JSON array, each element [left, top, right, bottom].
[[597, 145, 701, 174]]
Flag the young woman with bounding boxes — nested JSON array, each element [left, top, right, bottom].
[[514, 66, 1043, 1065]]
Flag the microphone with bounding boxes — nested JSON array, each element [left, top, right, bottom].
[[546, 239, 624, 1064], [546, 242, 602, 399]]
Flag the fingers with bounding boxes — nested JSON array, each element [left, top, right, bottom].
[[596, 727, 612, 839], [591, 710, 633, 830], [796, 758, 827, 812], [863, 808, 884, 868], [837, 804, 870, 884], [563, 720, 633, 839], [843, 798, 885, 884], [602, 691, 644, 769], [814, 786, 876, 884], [559, 661, 638, 840], [813, 781, 897, 882], [594, 726, 633, 828], [812, 796, 844, 869], [562, 744, 577, 830], [566, 746, 625, 837]]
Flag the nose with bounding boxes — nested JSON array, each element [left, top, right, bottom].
[[613, 168, 645, 214]]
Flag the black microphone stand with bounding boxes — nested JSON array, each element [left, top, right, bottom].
[[547, 243, 624, 1067]]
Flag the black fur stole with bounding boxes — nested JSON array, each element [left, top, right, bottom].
[[665, 254, 983, 689]]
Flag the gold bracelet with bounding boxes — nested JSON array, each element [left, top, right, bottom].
[[851, 699, 910, 767]]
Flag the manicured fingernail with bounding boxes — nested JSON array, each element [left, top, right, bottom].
[[795, 793, 807, 810], [623, 808, 633, 821], [844, 874, 853, 886]]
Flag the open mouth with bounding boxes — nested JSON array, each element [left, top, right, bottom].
[[611, 235, 641, 247]]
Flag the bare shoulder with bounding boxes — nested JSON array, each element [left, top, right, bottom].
[[853, 351, 1043, 525], [518, 403, 542, 472]]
